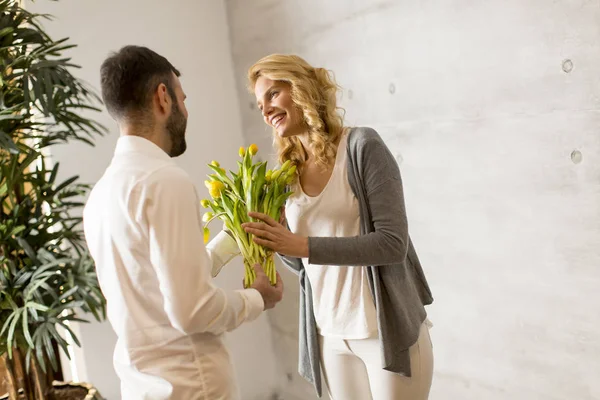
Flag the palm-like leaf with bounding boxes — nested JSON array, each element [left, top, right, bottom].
[[0, 1, 107, 392]]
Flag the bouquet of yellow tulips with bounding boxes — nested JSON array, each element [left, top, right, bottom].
[[202, 144, 296, 287]]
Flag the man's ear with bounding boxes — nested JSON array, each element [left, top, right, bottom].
[[155, 83, 170, 115]]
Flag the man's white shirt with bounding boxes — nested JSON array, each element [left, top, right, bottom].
[[83, 135, 261, 399]]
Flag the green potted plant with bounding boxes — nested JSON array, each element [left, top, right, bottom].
[[0, 1, 107, 398]]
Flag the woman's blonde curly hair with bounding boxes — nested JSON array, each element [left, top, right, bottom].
[[248, 54, 345, 173]]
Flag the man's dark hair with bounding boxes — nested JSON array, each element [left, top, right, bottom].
[[100, 45, 181, 120]]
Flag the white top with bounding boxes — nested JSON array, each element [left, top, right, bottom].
[[83, 135, 263, 399], [285, 133, 378, 339]]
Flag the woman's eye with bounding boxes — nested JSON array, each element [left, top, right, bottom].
[[270, 91, 279, 99]]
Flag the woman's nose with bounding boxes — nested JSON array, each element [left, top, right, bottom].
[[262, 104, 274, 118]]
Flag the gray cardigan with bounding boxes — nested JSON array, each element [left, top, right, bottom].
[[279, 127, 434, 397]]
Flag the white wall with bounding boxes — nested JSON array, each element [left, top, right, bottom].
[[28, 1, 279, 399], [226, 1, 600, 399]]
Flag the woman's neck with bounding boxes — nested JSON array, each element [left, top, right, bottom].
[[297, 126, 346, 163], [297, 132, 312, 161]]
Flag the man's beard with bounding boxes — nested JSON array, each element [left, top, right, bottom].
[[167, 102, 187, 158]]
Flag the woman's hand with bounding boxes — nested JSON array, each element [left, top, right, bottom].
[[279, 206, 286, 225], [242, 212, 309, 258]]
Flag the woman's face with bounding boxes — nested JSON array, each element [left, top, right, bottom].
[[254, 76, 305, 138]]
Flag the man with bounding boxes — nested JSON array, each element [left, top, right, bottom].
[[83, 45, 283, 400]]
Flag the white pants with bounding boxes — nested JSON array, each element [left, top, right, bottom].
[[319, 322, 433, 400]]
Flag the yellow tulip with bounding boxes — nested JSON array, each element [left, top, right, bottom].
[[280, 160, 292, 171], [202, 212, 213, 223], [204, 180, 212, 189], [203, 227, 210, 244], [271, 169, 281, 181], [239, 147, 246, 157], [201, 199, 210, 208], [265, 170, 273, 182], [287, 165, 297, 176], [209, 181, 225, 198], [249, 144, 258, 156]]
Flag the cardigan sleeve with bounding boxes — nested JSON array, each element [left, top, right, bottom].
[[307, 128, 409, 266]]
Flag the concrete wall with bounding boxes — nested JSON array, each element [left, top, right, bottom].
[[225, 0, 600, 399], [28, 1, 280, 399]]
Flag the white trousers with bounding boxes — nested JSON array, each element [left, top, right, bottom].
[[319, 322, 433, 400]]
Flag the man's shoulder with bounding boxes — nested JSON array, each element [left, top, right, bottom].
[[129, 164, 197, 206], [144, 163, 192, 185], [87, 162, 195, 208]]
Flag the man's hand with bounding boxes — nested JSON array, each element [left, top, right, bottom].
[[250, 264, 283, 310], [242, 212, 309, 258]]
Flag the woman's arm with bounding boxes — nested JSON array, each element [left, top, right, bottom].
[[309, 133, 409, 265], [243, 132, 409, 266]]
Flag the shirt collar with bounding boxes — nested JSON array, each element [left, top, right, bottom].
[[114, 135, 173, 162]]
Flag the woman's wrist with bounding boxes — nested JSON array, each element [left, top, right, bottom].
[[299, 236, 309, 258]]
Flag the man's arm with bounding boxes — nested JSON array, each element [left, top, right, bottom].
[[144, 168, 263, 335], [206, 229, 240, 277]]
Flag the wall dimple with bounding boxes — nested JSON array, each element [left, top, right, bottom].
[[570, 149, 582, 164]]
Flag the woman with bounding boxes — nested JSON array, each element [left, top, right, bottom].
[[242, 54, 434, 400]]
